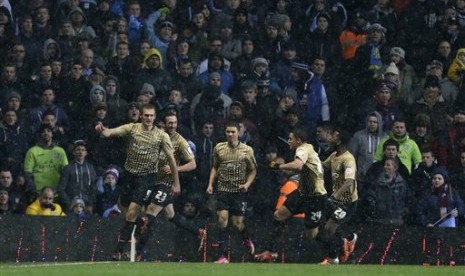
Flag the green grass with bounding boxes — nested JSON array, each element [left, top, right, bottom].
[[0, 262, 459, 276]]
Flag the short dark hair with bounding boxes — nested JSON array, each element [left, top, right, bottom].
[[333, 126, 351, 146], [383, 138, 399, 151], [317, 121, 334, 132], [179, 58, 192, 66], [392, 117, 407, 127], [292, 127, 309, 143], [420, 145, 435, 156], [225, 120, 241, 131], [162, 110, 177, 122]]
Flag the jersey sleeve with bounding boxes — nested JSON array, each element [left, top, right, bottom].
[[295, 145, 309, 163]]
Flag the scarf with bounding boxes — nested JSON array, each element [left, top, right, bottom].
[[433, 184, 448, 208], [368, 44, 383, 79]]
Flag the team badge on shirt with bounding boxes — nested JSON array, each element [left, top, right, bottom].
[[296, 149, 305, 158]]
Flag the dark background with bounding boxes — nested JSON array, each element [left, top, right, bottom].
[[0, 216, 464, 265]]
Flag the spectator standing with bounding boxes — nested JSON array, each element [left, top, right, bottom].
[[145, 9, 175, 70], [193, 121, 218, 186], [362, 157, 412, 225], [23, 124, 69, 192], [417, 167, 465, 228], [374, 118, 422, 174], [348, 111, 384, 183], [358, 79, 403, 133], [287, 62, 329, 134], [422, 59, 458, 109], [133, 48, 173, 100], [0, 108, 30, 176], [410, 147, 439, 200], [58, 140, 97, 213], [410, 75, 451, 138], [389, 47, 420, 108], [103, 75, 129, 126], [96, 167, 123, 218]]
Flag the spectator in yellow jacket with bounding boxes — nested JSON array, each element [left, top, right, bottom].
[[447, 48, 465, 86], [25, 187, 65, 216]]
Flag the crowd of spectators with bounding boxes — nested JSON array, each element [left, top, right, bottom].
[[1, 0, 465, 230]]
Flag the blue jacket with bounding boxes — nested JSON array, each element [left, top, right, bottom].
[[417, 186, 465, 228]]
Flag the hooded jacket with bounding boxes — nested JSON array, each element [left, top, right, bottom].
[[447, 48, 465, 85], [68, 7, 96, 38], [104, 76, 128, 124], [348, 111, 384, 179], [89, 84, 106, 106], [43, 38, 62, 61]]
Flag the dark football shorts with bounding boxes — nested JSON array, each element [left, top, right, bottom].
[[150, 184, 173, 207], [326, 199, 357, 225], [119, 172, 157, 207], [216, 191, 248, 216], [283, 190, 327, 229]]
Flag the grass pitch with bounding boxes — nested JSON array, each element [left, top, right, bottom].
[[0, 262, 458, 276]]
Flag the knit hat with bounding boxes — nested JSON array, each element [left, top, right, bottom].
[[70, 198, 85, 209], [230, 101, 244, 110], [209, 72, 221, 81], [385, 62, 399, 76], [5, 91, 21, 102], [316, 12, 331, 22], [272, 13, 291, 28], [252, 57, 268, 68], [159, 20, 175, 29], [414, 113, 431, 128], [266, 15, 281, 28], [429, 60, 443, 69], [95, 102, 107, 111], [376, 80, 397, 93], [104, 168, 119, 180], [432, 167, 449, 182], [73, 139, 87, 149], [140, 83, 155, 95], [368, 23, 386, 33], [390, 47, 405, 59], [144, 48, 163, 65], [282, 88, 298, 102], [241, 80, 256, 90], [256, 77, 270, 87], [291, 62, 309, 71]]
